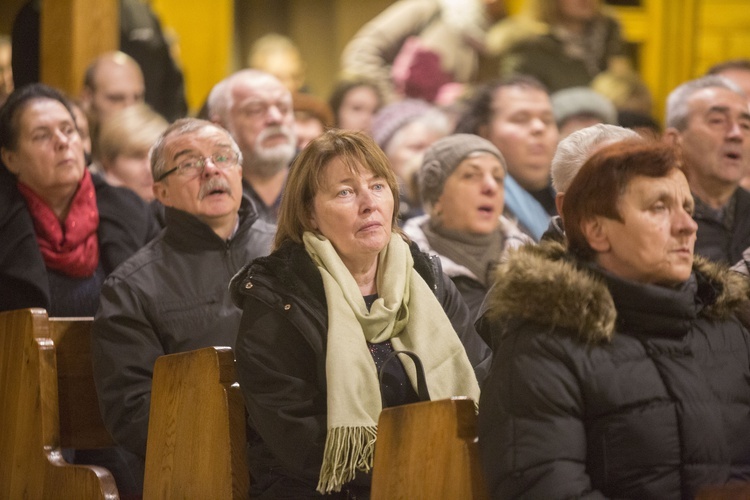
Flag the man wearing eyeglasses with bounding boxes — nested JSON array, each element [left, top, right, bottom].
[[207, 69, 297, 224], [91, 118, 275, 490]]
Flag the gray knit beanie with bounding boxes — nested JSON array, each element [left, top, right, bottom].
[[551, 87, 617, 127], [419, 134, 506, 207]]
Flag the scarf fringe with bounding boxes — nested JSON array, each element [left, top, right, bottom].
[[316, 425, 378, 494]]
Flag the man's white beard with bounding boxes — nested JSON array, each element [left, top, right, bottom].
[[247, 127, 296, 178]]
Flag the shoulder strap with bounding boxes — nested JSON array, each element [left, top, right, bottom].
[[378, 350, 431, 407]]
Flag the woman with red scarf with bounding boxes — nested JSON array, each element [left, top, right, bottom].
[[0, 83, 158, 316]]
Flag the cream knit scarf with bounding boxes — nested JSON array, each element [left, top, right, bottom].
[[303, 232, 480, 493]]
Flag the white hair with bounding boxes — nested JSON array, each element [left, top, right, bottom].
[[551, 124, 640, 193], [665, 75, 745, 130], [206, 69, 285, 126]]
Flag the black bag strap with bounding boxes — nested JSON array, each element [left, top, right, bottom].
[[378, 350, 431, 408]]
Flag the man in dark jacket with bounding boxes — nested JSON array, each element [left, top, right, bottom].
[[92, 118, 275, 486], [664, 75, 750, 264]]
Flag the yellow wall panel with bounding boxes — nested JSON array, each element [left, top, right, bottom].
[[694, 1, 750, 74], [150, 0, 233, 114], [616, 10, 648, 42], [699, 2, 750, 29], [729, 36, 750, 58]]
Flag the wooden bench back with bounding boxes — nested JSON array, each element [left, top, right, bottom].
[[48, 316, 116, 449], [0, 308, 118, 499], [371, 397, 488, 500], [143, 346, 249, 499], [696, 483, 750, 499]]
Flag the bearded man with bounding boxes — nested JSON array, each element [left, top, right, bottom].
[[207, 69, 298, 223]]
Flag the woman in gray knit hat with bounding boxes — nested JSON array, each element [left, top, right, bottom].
[[403, 133, 531, 317]]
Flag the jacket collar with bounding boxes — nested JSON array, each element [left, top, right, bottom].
[[163, 194, 259, 251], [484, 241, 750, 343], [230, 238, 438, 310]]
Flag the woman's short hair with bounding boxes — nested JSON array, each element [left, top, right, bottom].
[[0, 83, 75, 151], [99, 103, 168, 166], [275, 129, 401, 250], [563, 140, 679, 261]]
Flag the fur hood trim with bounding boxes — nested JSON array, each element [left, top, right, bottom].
[[693, 253, 750, 320], [484, 241, 750, 344]]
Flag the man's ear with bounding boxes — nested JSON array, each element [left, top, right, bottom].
[[581, 216, 611, 253], [662, 127, 681, 147], [153, 181, 171, 207], [555, 192, 565, 218], [1, 147, 19, 175], [79, 86, 93, 110]]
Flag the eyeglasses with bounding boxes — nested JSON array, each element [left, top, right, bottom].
[[238, 101, 292, 119], [157, 150, 239, 181]]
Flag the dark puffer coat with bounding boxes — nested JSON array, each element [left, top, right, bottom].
[[230, 240, 491, 498], [477, 241, 750, 500]]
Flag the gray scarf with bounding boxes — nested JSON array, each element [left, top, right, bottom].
[[423, 219, 504, 286]]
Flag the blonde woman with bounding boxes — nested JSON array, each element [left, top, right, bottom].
[[98, 103, 168, 201]]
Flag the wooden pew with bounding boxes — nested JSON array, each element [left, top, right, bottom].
[[143, 346, 249, 499], [0, 308, 118, 499], [49, 316, 117, 450], [371, 397, 488, 500], [696, 482, 750, 500]]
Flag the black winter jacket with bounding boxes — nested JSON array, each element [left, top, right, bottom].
[[0, 166, 159, 313], [229, 240, 492, 498], [477, 241, 750, 500], [92, 197, 274, 461], [693, 187, 750, 265]]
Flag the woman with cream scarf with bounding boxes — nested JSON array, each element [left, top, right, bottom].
[[230, 130, 490, 498]]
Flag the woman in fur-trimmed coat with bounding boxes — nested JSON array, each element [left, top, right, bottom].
[[477, 141, 750, 499]]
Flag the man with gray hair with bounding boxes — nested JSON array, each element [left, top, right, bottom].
[[542, 123, 639, 241], [207, 69, 297, 223], [92, 118, 274, 487], [663, 75, 750, 264]]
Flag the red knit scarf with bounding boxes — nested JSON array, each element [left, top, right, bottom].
[[17, 169, 100, 278]]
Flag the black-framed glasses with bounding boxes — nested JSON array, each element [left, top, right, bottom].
[[156, 150, 239, 181]]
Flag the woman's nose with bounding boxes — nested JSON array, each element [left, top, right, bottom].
[[54, 129, 70, 148], [482, 173, 500, 194], [359, 189, 376, 212], [675, 207, 698, 234]]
